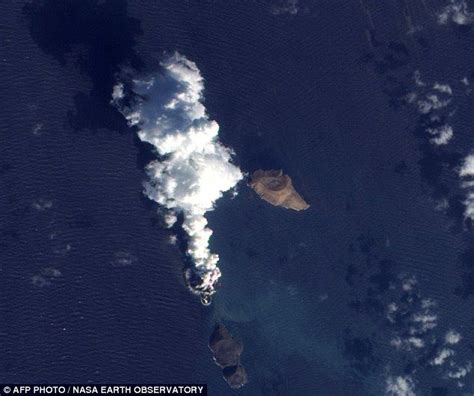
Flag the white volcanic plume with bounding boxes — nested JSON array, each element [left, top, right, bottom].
[[112, 53, 243, 303]]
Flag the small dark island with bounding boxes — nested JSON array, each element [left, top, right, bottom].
[[209, 324, 248, 389]]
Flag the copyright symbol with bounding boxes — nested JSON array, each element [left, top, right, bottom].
[[3, 386, 11, 394]]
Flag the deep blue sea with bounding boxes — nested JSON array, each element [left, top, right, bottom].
[[4, 0, 474, 395]]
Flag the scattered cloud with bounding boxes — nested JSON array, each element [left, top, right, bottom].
[[426, 124, 453, 145], [386, 275, 471, 388], [386, 302, 399, 323], [401, 275, 417, 292], [385, 375, 416, 396], [437, 0, 474, 25], [411, 307, 438, 332], [416, 94, 451, 114], [459, 154, 474, 177], [390, 335, 424, 350], [446, 362, 472, 379], [387, 276, 438, 352], [433, 83, 453, 95], [431, 348, 455, 366], [406, 72, 455, 146]]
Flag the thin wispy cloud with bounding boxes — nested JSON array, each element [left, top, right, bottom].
[[406, 71, 455, 146], [31, 267, 62, 288]]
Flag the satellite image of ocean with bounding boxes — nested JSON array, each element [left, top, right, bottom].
[[4, 0, 474, 395]]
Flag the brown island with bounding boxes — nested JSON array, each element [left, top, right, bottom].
[[209, 324, 248, 389], [249, 169, 310, 211]]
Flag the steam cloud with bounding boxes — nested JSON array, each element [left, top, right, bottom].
[[112, 53, 243, 304]]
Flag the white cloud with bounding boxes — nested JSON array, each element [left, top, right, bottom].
[[387, 277, 471, 387], [111, 83, 124, 100], [446, 362, 472, 379], [417, 94, 451, 114], [431, 348, 455, 366], [386, 375, 416, 396], [390, 336, 424, 350], [388, 277, 439, 356], [427, 124, 453, 145], [408, 71, 456, 147], [458, 154, 474, 219], [402, 275, 417, 292], [112, 53, 243, 303], [433, 83, 453, 95], [390, 337, 403, 349], [438, 0, 474, 25], [408, 337, 425, 348], [387, 302, 398, 323], [411, 311, 438, 332], [459, 154, 474, 177], [421, 298, 436, 309], [463, 191, 474, 219], [445, 330, 462, 345]]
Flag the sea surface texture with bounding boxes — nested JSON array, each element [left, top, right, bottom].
[[3, 1, 474, 395]]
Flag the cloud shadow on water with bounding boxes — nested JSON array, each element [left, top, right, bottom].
[[360, 35, 470, 232], [23, 0, 144, 134], [343, 327, 379, 378], [454, 247, 474, 299]]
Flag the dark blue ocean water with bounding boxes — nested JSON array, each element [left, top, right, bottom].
[[4, 0, 474, 394]]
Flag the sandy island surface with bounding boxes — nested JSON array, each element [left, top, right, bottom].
[[249, 169, 310, 211]]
